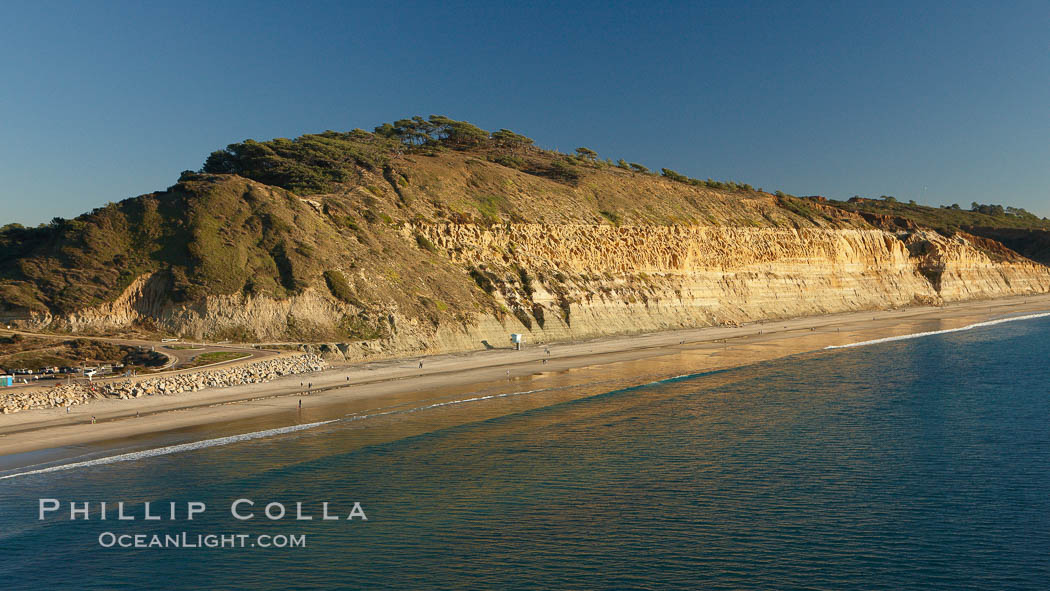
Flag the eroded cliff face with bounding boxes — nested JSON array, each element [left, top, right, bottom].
[[15, 223, 1050, 362], [418, 223, 1050, 340]]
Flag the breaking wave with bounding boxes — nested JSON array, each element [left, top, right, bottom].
[[825, 312, 1050, 350], [0, 419, 340, 481], [0, 386, 560, 480]]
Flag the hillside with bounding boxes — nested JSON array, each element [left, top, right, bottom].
[[829, 197, 1050, 265], [2, 116, 1049, 360], [830, 197, 1050, 232]]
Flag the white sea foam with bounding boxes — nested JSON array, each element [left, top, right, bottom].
[[2, 387, 554, 480], [0, 419, 339, 481], [825, 312, 1050, 350], [411, 388, 544, 410], [341, 388, 549, 423]]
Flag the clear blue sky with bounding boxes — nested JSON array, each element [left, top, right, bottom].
[[2, 0, 1048, 226]]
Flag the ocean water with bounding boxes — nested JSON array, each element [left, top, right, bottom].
[[2, 317, 1049, 590]]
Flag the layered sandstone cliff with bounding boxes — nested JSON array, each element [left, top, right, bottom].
[[13, 222, 1049, 362]]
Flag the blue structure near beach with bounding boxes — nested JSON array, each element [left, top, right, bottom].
[[0, 375, 13, 387]]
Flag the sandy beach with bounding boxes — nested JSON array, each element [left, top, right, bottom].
[[2, 293, 1050, 461]]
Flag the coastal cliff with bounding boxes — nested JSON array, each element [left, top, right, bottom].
[[11, 222, 1050, 362], [2, 118, 1049, 360]]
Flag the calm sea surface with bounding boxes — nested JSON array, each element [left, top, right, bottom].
[[2, 317, 1049, 590]]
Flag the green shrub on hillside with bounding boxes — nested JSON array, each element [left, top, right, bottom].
[[374, 115, 492, 150], [490, 154, 526, 170], [491, 129, 534, 151], [469, 267, 497, 294], [599, 210, 622, 225], [323, 270, 356, 304], [338, 314, 386, 340], [575, 147, 598, 160], [415, 234, 438, 253], [661, 168, 689, 183], [202, 132, 396, 194], [547, 159, 581, 183]]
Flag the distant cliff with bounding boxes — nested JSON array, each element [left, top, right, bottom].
[[3, 117, 1049, 360]]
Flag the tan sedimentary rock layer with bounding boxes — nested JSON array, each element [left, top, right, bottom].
[[18, 224, 1050, 361], [416, 223, 1050, 346]]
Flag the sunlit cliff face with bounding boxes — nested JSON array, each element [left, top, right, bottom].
[[11, 221, 1047, 366]]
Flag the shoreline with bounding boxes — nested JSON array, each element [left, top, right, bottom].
[[3, 293, 1050, 462]]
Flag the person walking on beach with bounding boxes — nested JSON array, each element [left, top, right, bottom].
[[91, 416, 96, 424], [299, 399, 302, 409], [419, 361, 423, 369]]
